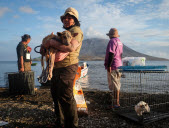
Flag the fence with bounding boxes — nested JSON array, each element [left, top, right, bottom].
[[114, 71, 169, 124]]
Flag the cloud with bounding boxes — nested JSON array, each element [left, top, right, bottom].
[[19, 6, 38, 14], [146, 50, 169, 59], [0, 7, 10, 17], [127, 0, 145, 4], [33, 1, 168, 58], [25, 27, 31, 31], [146, 41, 169, 47], [25, 0, 166, 38], [134, 0, 169, 20], [158, 0, 169, 19], [36, 16, 56, 22], [74, 1, 148, 38], [130, 29, 169, 38], [13, 15, 19, 18], [36, 16, 63, 34], [84, 27, 105, 39]]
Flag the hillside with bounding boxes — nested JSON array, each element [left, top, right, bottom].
[[33, 38, 168, 61], [79, 38, 168, 61]]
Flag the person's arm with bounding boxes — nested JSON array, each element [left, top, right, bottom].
[[20, 56, 24, 72], [18, 45, 24, 72], [57, 39, 80, 52], [107, 52, 114, 73], [45, 39, 80, 52], [30, 55, 32, 64]]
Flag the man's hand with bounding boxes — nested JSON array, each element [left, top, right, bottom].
[[19, 67, 24, 72], [107, 67, 111, 73], [27, 46, 32, 52], [57, 39, 80, 52]]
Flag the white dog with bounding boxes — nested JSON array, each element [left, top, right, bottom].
[[135, 101, 150, 116]]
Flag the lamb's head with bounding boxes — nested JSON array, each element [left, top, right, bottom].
[[57, 31, 78, 46]]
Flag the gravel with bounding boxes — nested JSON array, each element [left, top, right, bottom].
[[0, 88, 169, 128]]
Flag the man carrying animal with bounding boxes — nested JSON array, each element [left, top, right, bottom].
[[39, 31, 78, 82], [41, 7, 83, 128], [104, 28, 123, 108]]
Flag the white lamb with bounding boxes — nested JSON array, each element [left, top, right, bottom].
[[135, 101, 150, 116]]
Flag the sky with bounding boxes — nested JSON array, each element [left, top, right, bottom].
[[0, 0, 169, 61]]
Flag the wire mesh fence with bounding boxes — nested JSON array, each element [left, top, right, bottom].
[[115, 71, 169, 124]]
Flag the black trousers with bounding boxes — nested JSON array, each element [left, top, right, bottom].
[[51, 64, 78, 128]]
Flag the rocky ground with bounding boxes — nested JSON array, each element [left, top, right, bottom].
[[0, 88, 169, 128]]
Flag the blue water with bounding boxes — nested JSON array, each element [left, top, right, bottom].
[[0, 61, 169, 91]]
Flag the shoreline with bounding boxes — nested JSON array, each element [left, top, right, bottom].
[[1, 59, 169, 62], [0, 88, 169, 128], [32, 58, 169, 61]]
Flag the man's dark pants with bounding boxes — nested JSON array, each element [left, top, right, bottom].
[[51, 64, 78, 128]]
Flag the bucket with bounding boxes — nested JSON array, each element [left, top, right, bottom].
[[8, 71, 35, 95]]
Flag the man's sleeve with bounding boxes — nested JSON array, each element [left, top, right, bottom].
[[108, 40, 116, 54], [72, 27, 83, 44], [19, 45, 24, 56]]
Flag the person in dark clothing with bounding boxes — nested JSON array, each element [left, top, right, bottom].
[[41, 7, 83, 128], [16, 34, 32, 72]]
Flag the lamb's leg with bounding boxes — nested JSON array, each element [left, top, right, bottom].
[[41, 55, 45, 71], [48, 49, 56, 80], [38, 55, 44, 83]]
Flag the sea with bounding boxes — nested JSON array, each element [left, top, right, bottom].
[[0, 61, 169, 93]]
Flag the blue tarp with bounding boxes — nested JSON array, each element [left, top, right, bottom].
[[119, 65, 167, 71]]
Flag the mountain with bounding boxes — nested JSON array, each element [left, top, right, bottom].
[[79, 38, 168, 61], [33, 38, 168, 61]]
